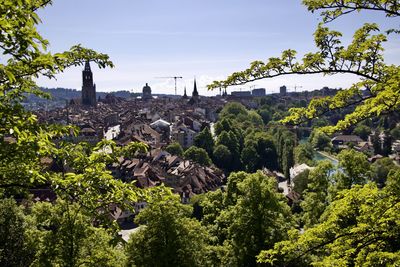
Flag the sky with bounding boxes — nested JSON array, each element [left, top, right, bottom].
[[36, 0, 400, 96]]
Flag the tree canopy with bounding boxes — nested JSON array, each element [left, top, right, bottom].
[[208, 0, 400, 134]]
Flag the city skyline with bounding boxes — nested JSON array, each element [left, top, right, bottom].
[[36, 0, 400, 95]]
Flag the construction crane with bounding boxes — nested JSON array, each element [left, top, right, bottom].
[[287, 85, 303, 93], [155, 76, 183, 95]]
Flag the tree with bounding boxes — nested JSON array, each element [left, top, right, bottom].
[[217, 130, 241, 169], [125, 195, 209, 267], [219, 102, 248, 119], [0, 199, 125, 267], [293, 168, 310, 195], [194, 127, 214, 156], [353, 124, 372, 141], [300, 161, 334, 228], [0, 199, 36, 267], [310, 129, 332, 151], [183, 146, 212, 166], [0, 0, 151, 211], [241, 132, 278, 172], [294, 143, 314, 165], [213, 144, 232, 170], [208, 1, 400, 135], [258, 170, 400, 266], [372, 130, 382, 154], [272, 127, 296, 179], [0, 2, 162, 265], [382, 130, 393, 156], [223, 172, 294, 266], [371, 157, 400, 186], [335, 149, 371, 189], [165, 142, 184, 156], [258, 108, 272, 124], [28, 201, 125, 267]]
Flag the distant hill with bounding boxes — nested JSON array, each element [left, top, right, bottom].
[[22, 87, 133, 110]]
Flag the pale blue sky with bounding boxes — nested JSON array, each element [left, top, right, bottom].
[[36, 0, 400, 95]]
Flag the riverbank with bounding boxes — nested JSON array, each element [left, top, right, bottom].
[[315, 150, 338, 163]]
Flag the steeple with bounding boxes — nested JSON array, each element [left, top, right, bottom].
[[182, 86, 188, 99], [192, 78, 199, 98]]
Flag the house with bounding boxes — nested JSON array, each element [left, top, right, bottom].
[[332, 135, 363, 147]]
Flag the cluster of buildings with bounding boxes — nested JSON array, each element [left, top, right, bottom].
[[35, 61, 227, 209]]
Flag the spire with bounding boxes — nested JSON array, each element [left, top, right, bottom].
[[192, 78, 199, 97], [84, 60, 91, 71], [183, 86, 188, 98]]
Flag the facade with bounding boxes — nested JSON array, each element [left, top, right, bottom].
[[172, 125, 197, 148], [81, 61, 97, 106], [252, 88, 266, 96], [231, 91, 251, 97], [142, 83, 153, 100]]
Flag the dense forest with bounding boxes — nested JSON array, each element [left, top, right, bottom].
[[1, 0, 400, 266]]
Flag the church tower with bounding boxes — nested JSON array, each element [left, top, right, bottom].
[[82, 61, 97, 106], [182, 86, 188, 99], [192, 78, 199, 100]]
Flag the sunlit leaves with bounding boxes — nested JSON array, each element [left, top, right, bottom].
[[208, 1, 399, 134]]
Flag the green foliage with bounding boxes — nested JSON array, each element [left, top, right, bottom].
[[310, 129, 332, 151], [165, 142, 184, 156], [382, 131, 393, 156], [28, 200, 125, 267], [125, 195, 209, 267], [294, 142, 314, 165], [0, 199, 125, 267], [272, 127, 296, 180], [199, 171, 294, 266], [259, 170, 400, 266], [293, 168, 310, 195], [390, 125, 400, 139], [0, 0, 149, 213], [219, 102, 248, 118], [371, 157, 400, 186], [241, 132, 278, 172], [353, 124, 372, 141], [194, 127, 214, 156], [0, 198, 36, 267], [372, 130, 382, 154], [209, 1, 400, 134], [216, 130, 241, 170], [212, 144, 232, 170], [303, 0, 400, 23], [300, 161, 334, 228], [183, 146, 212, 166], [257, 108, 272, 124], [336, 149, 371, 189]]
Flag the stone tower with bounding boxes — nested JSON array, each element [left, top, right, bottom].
[[82, 61, 96, 106]]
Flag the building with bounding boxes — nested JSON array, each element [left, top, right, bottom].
[[280, 85, 287, 96], [172, 125, 197, 148], [331, 135, 363, 147], [231, 91, 252, 97], [192, 79, 199, 99], [81, 61, 97, 106], [142, 83, 153, 100], [182, 86, 188, 99], [252, 88, 266, 96]]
